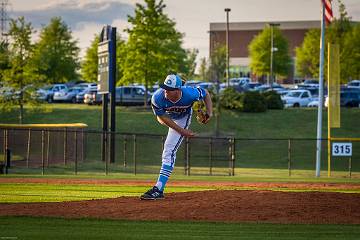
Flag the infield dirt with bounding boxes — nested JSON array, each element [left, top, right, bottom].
[[0, 178, 360, 224]]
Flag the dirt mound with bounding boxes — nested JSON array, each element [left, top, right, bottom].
[[1, 190, 360, 224]]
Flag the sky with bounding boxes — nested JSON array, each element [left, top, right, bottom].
[[6, 0, 360, 71]]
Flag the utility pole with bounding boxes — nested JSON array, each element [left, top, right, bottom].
[[225, 8, 231, 87], [0, 0, 10, 43], [269, 23, 280, 89]]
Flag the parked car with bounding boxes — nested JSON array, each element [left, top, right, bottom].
[[246, 82, 262, 90], [198, 82, 216, 91], [53, 87, 84, 103], [76, 88, 94, 103], [116, 86, 152, 105], [228, 77, 251, 86], [84, 90, 101, 105], [297, 86, 320, 97], [296, 79, 319, 89], [0, 86, 15, 100], [76, 82, 98, 90], [325, 91, 360, 108], [281, 89, 315, 107], [36, 84, 68, 103], [84, 86, 152, 106], [347, 80, 360, 89], [254, 83, 283, 92], [307, 100, 319, 107], [184, 80, 203, 88]]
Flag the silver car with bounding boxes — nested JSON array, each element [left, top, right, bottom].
[[53, 87, 83, 103]]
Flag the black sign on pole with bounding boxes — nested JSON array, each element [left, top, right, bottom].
[[98, 25, 116, 166]]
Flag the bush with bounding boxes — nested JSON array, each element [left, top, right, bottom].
[[219, 87, 242, 110], [241, 91, 267, 112], [262, 91, 284, 109]]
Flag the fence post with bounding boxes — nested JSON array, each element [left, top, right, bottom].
[[75, 131, 78, 175], [133, 135, 137, 175], [209, 138, 213, 176], [288, 139, 292, 177], [41, 130, 45, 175], [123, 135, 127, 167], [63, 128, 67, 165], [105, 131, 109, 175], [5, 148, 10, 174], [26, 129, 31, 168], [46, 130, 50, 167], [232, 138, 235, 176], [3, 130, 8, 163], [228, 138, 235, 176], [81, 128, 85, 163], [349, 157, 352, 178]]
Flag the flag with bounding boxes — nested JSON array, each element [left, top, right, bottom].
[[328, 43, 340, 128], [322, 0, 333, 25]]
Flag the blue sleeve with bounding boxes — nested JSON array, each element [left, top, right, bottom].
[[151, 95, 165, 116], [194, 87, 207, 101]]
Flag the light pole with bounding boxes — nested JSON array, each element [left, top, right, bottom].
[[225, 8, 231, 87], [269, 23, 280, 88]]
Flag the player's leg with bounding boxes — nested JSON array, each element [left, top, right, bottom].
[[141, 113, 192, 200]]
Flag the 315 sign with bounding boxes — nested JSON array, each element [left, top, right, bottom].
[[332, 143, 352, 156]]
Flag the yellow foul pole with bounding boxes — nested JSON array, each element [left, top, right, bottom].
[[327, 43, 341, 177]]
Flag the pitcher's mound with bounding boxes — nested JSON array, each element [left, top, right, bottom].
[[1, 190, 360, 224]]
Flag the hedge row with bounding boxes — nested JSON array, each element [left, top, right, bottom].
[[211, 88, 284, 112]]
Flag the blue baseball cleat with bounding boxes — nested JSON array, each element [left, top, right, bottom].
[[140, 186, 164, 200]]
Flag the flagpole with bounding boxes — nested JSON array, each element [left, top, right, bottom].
[[315, 3, 326, 177]]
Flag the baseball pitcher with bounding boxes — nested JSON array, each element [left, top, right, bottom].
[[140, 74, 213, 200]]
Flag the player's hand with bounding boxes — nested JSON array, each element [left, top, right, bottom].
[[179, 128, 196, 137], [202, 112, 212, 124]]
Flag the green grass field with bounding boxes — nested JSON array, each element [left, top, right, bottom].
[[0, 216, 359, 240], [0, 179, 359, 240], [1, 103, 360, 138]]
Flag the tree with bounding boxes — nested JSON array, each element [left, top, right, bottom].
[[121, 0, 187, 106], [81, 35, 99, 82], [32, 17, 80, 83], [198, 57, 208, 81], [295, 29, 321, 79], [342, 23, 360, 80], [208, 44, 226, 83], [327, 0, 352, 47], [248, 26, 291, 80], [0, 17, 39, 123], [208, 44, 226, 136], [0, 40, 10, 81], [81, 34, 126, 83], [295, 0, 354, 82], [180, 48, 198, 80], [327, 0, 354, 82]]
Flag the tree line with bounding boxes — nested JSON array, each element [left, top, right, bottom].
[[1, 0, 359, 123]]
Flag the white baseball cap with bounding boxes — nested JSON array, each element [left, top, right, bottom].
[[160, 74, 182, 91]]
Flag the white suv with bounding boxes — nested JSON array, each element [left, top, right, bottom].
[[347, 80, 360, 89], [36, 84, 68, 103]]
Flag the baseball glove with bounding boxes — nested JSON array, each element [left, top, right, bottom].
[[194, 101, 210, 124], [196, 109, 210, 124]]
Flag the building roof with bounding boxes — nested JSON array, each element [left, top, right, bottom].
[[210, 20, 321, 31]]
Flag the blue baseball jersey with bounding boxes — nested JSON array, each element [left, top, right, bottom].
[[151, 86, 207, 120]]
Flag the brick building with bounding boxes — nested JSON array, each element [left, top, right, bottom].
[[209, 20, 320, 83]]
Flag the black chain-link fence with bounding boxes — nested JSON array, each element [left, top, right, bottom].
[[1, 128, 359, 177]]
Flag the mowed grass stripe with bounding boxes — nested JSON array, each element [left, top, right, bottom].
[[0, 216, 359, 240], [0, 183, 359, 203], [0, 183, 213, 203]]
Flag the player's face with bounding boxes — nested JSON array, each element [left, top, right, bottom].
[[165, 89, 181, 102]]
